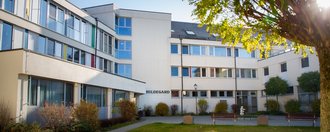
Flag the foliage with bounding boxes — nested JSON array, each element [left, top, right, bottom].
[[265, 77, 288, 97], [297, 71, 320, 93], [0, 101, 12, 131], [311, 99, 320, 115], [4, 122, 42, 132], [38, 103, 73, 130], [73, 100, 100, 131], [231, 104, 238, 114], [170, 104, 178, 115], [143, 105, 153, 116], [284, 100, 301, 114], [100, 117, 128, 128], [214, 101, 228, 114], [117, 100, 137, 121], [155, 102, 169, 116], [197, 99, 208, 114], [265, 100, 280, 113]]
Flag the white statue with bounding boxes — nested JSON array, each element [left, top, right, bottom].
[[240, 106, 245, 116]]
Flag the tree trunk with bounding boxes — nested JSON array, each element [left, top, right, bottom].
[[316, 46, 330, 132], [276, 95, 279, 111]]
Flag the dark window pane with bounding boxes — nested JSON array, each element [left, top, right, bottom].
[[228, 69, 232, 78], [211, 91, 217, 97], [35, 36, 46, 54], [182, 67, 189, 77], [200, 91, 207, 97], [47, 39, 55, 56], [80, 51, 86, 65], [23, 29, 29, 49], [234, 48, 239, 57], [219, 91, 225, 97], [171, 66, 178, 76], [182, 45, 189, 54], [73, 48, 79, 63], [227, 91, 233, 97], [264, 67, 269, 76], [1, 22, 12, 50], [252, 69, 256, 78], [4, 0, 15, 13], [287, 86, 294, 94], [171, 90, 179, 97], [192, 91, 198, 97], [65, 83, 74, 106], [191, 67, 200, 77], [227, 48, 231, 56], [29, 78, 38, 106], [301, 57, 309, 68], [281, 63, 287, 72], [171, 44, 178, 54], [67, 46, 73, 61]]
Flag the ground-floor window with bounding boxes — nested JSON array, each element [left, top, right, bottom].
[[28, 76, 74, 106], [81, 85, 107, 107]]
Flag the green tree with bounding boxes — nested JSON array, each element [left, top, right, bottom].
[[198, 99, 209, 114], [265, 76, 288, 104], [188, 1, 329, 131], [297, 71, 320, 100]]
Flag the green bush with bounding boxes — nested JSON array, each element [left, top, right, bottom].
[[198, 99, 208, 114], [265, 99, 280, 113], [155, 102, 169, 116], [5, 122, 42, 132], [311, 99, 320, 114], [0, 101, 12, 131], [284, 100, 301, 114], [170, 104, 178, 115], [73, 100, 100, 131], [143, 106, 153, 116], [214, 102, 228, 114], [117, 100, 137, 121]]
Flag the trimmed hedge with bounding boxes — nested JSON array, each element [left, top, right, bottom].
[[155, 102, 169, 116]]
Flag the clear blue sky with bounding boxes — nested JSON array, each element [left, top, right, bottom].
[[68, 0, 197, 23]]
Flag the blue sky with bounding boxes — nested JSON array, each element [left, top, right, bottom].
[[68, 0, 197, 23]]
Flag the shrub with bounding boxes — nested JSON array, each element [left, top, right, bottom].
[[284, 100, 301, 114], [117, 100, 137, 121], [0, 101, 12, 131], [143, 106, 153, 116], [198, 99, 208, 114], [73, 100, 99, 131], [170, 104, 178, 115], [100, 117, 128, 128], [39, 103, 73, 131], [311, 99, 320, 115], [231, 104, 238, 114], [214, 102, 228, 114], [5, 122, 42, 132], [265, 99, 280, 113], [155, 102, 169, 116]]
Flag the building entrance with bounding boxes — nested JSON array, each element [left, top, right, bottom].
[[236, 91, 258, 113]]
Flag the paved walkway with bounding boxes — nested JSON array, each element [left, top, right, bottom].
[[110, 116, 320, 132]]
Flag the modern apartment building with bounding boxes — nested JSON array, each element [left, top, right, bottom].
[[0, 0, 319, 123]]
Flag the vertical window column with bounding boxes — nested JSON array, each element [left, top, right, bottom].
[[1, 22, 13, 51]]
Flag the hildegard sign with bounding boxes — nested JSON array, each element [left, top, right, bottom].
[[146, 90, 170, 94]]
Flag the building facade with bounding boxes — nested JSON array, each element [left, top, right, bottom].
[[0, 0, 320, 122]]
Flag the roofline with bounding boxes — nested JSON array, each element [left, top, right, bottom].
[[82, 3, 114, 10], [118, 8, 171, 15], [171, 21, 201, 25]]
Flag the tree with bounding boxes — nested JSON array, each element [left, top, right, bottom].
[[297, 71, 320, 100], [188, 0, 330, 131], [198, 99, 209, 114], [265, 76, 288, 103]]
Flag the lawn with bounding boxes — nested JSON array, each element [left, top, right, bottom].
[[130, 123, 320, 132]]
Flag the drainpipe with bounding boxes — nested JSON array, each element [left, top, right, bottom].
[[234, 47, 238, 114], [180, 36, 184, 115]]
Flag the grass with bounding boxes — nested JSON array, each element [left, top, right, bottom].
[[130, 123, 320, 132], [101, 120, 141, 131]]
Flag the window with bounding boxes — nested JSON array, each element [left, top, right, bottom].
[[74, 17, 81, 41], [201, 68, 207, 77], [35, 36, 46, 54], [73, 48, 79, 63], [211, 68, 232, 78], [39, 0, 47, 27], [182, 45, 189, 54], [191, 67, 200, 77], [85, 52, 92, 67], [115, 63, 132, 78], [211, 91, 218, 97], [98, 31, 103, 51], [185, 30, 195, 35], [57, 8, 64, 34], [219, 91, 225, 97], [210, 46, 227, 56], [264, 67, 269, 76], [48, 4, 56, 31], [66, 46, 73, 61], [80, 51, 86, 65], [108, 36, 113, 55], [115, 40, 132, 59], [4, 0, 15, 13], [281, 62, 287, 72], [171, 44, 178, 54], [240, 69, 257, 78], [227, 48, 232, 56], [171, 90, 179, 97], [103, 33, 108, 53], [47, 39, 55, 56], [183, 91, 190, 97], [287, 86, 294, 94], [200, 91, 207, 97], [1, 22, 12, 51], [235, 48, 255, 58], [103, 59, 111, 73], [301, 57, 309, 68], [23, 29, 29, 49], [81, 85, 107, 107], [227, 91, 233, 97], [192, 91, 198, 97], [182, 67, 189, 77], [28, 77, 74, 106], [190, 45, 201, 55], [171, 66, 179, 76], [54, 42, 62, 58], [115, 16, 132, 36], [67, 15, 74, 39]]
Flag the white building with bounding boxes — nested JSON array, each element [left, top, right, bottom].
[[0, 0, 319, 122]]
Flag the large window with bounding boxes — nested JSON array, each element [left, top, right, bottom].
[[1, 22, 12, 51], [115, 16, 132, 36], [48, 3, 64, 34], [171, 66, 179, 76], [210, 46, 227, 57], [171, 44, 178, 54], [47, 39, 55, 56], [74, 17, 81, 41], [301, 57, 309, 68], [34, 36, 46, 54], [210, 90, 233, 98], [4, 0, 14, 13], [115, 63, 132, 78], [28, 77, 73, 106], [48, 4, 56, 31], [67, 15, 74, 39], [210, 68, 232, 78], [190, 45, 207, 55], [115, 40, 132, 59], [191, 67, 207, 77], [235, 48, 255, 58], [81, 85, 107, 107], [39, 0, 47, 27], [240, 69, 257, 78], [281, 62, 287, 72]]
